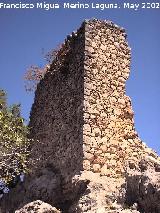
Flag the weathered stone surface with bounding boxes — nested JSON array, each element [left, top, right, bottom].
[[123, 160, 160, 213], [69, 160, 160, 212], [0, 168, 62, 213], [15, 200, 61, 213]]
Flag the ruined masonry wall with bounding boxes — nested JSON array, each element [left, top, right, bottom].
[[29, 19, 158, 181], [83, 20, 158, 177]]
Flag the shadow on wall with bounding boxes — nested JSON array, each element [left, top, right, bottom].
[[0, 24, 86, 213]]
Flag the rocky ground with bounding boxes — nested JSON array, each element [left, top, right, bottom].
[[1, 159, 159, 213]]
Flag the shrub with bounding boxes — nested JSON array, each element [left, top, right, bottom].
[[24, 45, 61, 92], [0, 89, 31, 184], [24, 43, 71, 92]]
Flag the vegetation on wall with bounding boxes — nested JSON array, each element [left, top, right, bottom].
[[24, 43, 71, 92], [24, 45, 61, 92]]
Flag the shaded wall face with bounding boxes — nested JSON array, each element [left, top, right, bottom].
[[29, 26, 85, 179], [83, 20, 145, 177]]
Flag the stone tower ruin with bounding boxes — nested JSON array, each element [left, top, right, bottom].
[[1, 19, 160, 213], [29, 19, 158, 179]]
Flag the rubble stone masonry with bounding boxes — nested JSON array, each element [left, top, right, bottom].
[[29, 19, 159, 181], [29, 23, 85, 181]]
